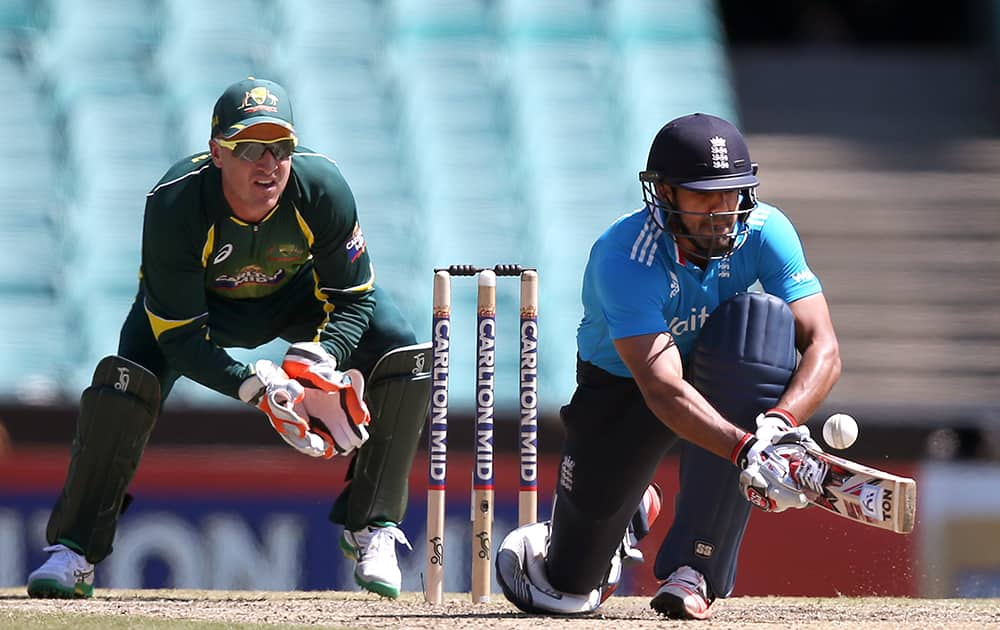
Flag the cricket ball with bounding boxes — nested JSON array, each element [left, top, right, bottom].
[[822, 413, 859, 450]]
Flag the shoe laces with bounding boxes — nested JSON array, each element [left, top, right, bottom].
[[41, 544, 93, 576], [358, 525, 411, 560], [42, 544, 84, 563], [666, 565, 709, 601]]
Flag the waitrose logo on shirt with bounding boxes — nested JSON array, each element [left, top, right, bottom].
[[668, 305, 711, 337]]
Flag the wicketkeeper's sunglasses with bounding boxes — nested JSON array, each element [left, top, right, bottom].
[[215, 136, 297, 161]]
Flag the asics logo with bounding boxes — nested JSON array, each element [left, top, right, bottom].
[[213, 243, 234, 264], [74, 567, 94, 581]]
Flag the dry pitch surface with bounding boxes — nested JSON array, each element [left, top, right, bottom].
[[3, 589, 999, 629]]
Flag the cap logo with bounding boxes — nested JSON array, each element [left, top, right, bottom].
[[240, 86, 280, 114], [710, 136, 729, 169]]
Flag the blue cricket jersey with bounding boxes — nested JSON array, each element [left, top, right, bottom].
[[577, 201, 823, 377]]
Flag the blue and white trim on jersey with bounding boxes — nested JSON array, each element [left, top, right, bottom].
[[629, 215, 663, 267], [577, 201, 822, 377]]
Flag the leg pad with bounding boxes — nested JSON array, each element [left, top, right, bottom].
[[46, 356, 160, 563], [331, 343, 432, 529], [655, 293, 797, 597]]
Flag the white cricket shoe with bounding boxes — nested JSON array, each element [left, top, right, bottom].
[[340, 524, 411, 598], [650, 565, 714, 620], [27, 544, 95, 599]]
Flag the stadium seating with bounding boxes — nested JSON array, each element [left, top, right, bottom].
[[0, 0, 736, 410]]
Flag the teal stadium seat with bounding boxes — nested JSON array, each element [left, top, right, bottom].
[[387, 0, 493, 41], [0, 0, 39, 29], [359, 196, 426, 315], [277, 0, 382, 55], [619, 40, 740, 166], [607, 0, 725, 44], [65, 195, 144, 299], [67, 294, 136, 394], [0, 0, 43, 53], [157, 0, 281, 156], [0, 218, 62, 296], [2, 54, 61, 190], [387, 31, 523, 277], [609, 1, 739, 162], [498, 0, 602, 42], [289, 59, 401, 197], [29, 0, 161, 109], [37, 0, 161, 58], [61, 92, 173, 197], [57, 91, 170, 316], [0, 296, 71, 403]]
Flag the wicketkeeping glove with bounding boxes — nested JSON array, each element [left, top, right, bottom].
[[281, 342, 371, 456], [239, 359, 337, 458]]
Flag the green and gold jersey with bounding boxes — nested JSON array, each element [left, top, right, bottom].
[[141, 147, 376, 398]]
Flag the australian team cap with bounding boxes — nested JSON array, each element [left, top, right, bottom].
[[211, 77, 296, 139], [645, 112, 758, 192]]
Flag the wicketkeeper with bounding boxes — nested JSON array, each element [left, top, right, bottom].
[[27, 78, 431, 600], [495, 113, 842, 619]]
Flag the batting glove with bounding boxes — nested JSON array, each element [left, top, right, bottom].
[[239, 359, 336, 459], [732, 433, 810, 513], [754, 408, 822, 452]]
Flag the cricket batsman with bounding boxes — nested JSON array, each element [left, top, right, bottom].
[[27, 77, 431, 600], [495, 113, 842, 619]]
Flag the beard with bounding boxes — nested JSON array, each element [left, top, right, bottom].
[[671, 217, 737, 260]]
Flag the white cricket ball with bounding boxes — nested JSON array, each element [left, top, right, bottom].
[[823, 413, 859, 450]]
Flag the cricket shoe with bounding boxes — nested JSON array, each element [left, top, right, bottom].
[[27, 544, 95, 599], [650, 565, 715, 620], [340, 523, 411, 598]]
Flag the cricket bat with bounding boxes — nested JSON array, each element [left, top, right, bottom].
[[804, 447, 916, 534]]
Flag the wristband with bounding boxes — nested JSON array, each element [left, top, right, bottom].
[[764, 407, 797, 427], [731, 432, 757, 468]]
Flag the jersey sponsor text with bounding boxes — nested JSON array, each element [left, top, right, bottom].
[[668, 306, 711, 337]]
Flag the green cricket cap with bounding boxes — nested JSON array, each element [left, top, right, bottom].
[[211, 77, 296, 139]]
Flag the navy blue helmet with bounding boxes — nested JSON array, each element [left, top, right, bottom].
[[639, 113, 759, 260]]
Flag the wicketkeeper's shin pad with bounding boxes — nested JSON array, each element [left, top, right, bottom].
[[654, 292, 797, 598], [330, 343, 431, 530], [47, 356, 161, 564]]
